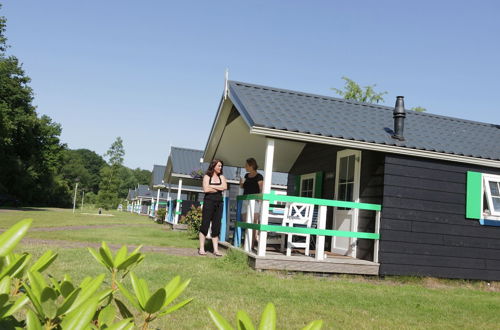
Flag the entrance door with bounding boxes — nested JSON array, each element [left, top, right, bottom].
[[331, 149, 361, 257]]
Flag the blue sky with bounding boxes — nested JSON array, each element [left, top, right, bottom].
[[3, 1, 499, 170]]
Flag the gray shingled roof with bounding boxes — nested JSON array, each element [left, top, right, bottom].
[[171, 147, 288, 186], [228, 81, 500, 161], [151, 165, 166, 187]]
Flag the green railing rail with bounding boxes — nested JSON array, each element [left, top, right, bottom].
[[236, 193, 381, 211]]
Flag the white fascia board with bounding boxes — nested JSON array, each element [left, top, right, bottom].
[[250, 127, 500, 169]]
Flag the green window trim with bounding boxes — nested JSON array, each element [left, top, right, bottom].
[[295, 171, 324, 198], [466, 171, 482, 219]]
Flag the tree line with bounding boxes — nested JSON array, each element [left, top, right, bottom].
[[0, 9, 149, 208]]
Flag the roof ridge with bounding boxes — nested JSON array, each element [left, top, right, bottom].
[[171, 146, 204, 153], [229, 80, 498, 128]]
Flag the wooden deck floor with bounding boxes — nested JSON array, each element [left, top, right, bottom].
[[219, 242, 379, 275]]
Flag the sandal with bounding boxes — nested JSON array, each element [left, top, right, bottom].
[[214, 252, 223, 257], [198, 249, 207, 256]]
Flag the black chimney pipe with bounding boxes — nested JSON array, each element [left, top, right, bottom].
[[392, 96, 406, 141]]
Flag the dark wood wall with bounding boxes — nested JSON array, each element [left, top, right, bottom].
[[380, 154, 500, 281]]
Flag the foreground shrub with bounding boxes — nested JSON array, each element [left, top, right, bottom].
[[183, 205, 202, 236]]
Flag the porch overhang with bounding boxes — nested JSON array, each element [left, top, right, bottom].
[[203, 97, 305, 172]]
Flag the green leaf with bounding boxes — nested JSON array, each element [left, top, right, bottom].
[[0, 218, 32, 257], [106, 318, 134, 330], [98, 303, 116, 326], [66, 274, 105, 314], [258, 303, 276, 330], [163, 275, 180, 296], [22, 281, 44, 318], [116, 253, 142, 271], [88, 247, 110, 270], [164, 279, 191, 308], [301, 320, 323, 330], [144, 288, 166, 314], [115, 282, 140, 311], [3, 294, 29, 317], [27, 271, 47, 298], [130, 272, 148, 309], [0, 276, 11, 295], [99, 242, 115, 268], [0, 253, 31, 279], [61, 296, 100, 330], [26, 309, 43, 330], [49, 276, 61, 293], [208, 307, 234, 330], [40, 287, 58, 319], [237, 310, 255, 330], [113, 245, 128, 267], [114, 298, 134, 319], [60, 280, 76, 298], [130, 245, 143, 256], [30, 250, 58, 273], [158, 298, 192, 317], [56, 287, 82, 316], [0, 294, 8, 309]]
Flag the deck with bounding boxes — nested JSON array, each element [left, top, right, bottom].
[[219, 242, 379, 275]]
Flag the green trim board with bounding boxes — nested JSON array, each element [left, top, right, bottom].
[[176, 199, 183, 203], [236, 222, 379, 240], [314, 171, 323, 198], [236, 193, 381, 211], [466, 171, 482, 219], [175, 211, 182, 215]]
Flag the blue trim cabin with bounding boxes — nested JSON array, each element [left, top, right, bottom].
[[163, 146, 288, 239], [203, 80, 500, 280]]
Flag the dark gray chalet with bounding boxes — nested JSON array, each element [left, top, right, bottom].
[[204, 80, 500, 281]]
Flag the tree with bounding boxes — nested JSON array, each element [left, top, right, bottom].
[[411, 106, 427, 112], [0, 7, 68, 206], [331, 76, 387, 104], [97, 137, 125, 209]]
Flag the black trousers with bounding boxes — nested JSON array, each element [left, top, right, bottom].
[[200, 198, 223, 237]]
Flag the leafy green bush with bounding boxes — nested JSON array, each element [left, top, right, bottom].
[[0, 219, 192, 329], [183, 205, 202, 236], [208, 302, 323, 330], [156, 208, 167, 223]]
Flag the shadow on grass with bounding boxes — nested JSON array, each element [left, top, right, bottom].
[[0, 207, 50, 212]]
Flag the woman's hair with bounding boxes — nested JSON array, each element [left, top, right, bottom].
[[246, 158, 258, 171], [206, 159, 223, 177]]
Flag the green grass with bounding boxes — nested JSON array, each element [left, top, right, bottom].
[[4, 208, 500, 329], [0, 207, 147, 228], [25, 224, 199, 248]]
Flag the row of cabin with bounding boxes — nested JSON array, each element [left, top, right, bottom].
[[130, 79, 500, 281]]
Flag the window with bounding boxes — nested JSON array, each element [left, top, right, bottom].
[[299, 173, 316, 198], [466, 171, 500, 225], [484, 174, 500, 217]]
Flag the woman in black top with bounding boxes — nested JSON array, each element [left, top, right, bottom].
[[240, 158, 263, 247], [199, 159, 227, 256]]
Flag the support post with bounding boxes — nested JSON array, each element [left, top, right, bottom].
[[156, 188, 161, 214], [257, 138, 274, 257], [174, 179, 183, 224], [244, 200, 255, 253], [373, 210, 381, 263], [72, 182, 79, 214], [138, 198, 143, 214], [315, 205, 327, 261]]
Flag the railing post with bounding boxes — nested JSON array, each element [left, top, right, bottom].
[[315, 205, 327, 261], [258, 138, 274, 257], [174, 179, 182, 224], [373, 210, 381, 263], [244, 200, 254, 253], [234, 199, 242, 247]]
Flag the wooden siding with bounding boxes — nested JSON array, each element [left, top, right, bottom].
[[380, 154, 500, 281]]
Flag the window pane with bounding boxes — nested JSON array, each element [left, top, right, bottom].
[[339, 157, 348, 183], [347, 155, 355, 182], [339, 184, 346, 201], [346, 183, 353, 202], [493, 197, 500, 212], [489, 181, 500, 197]]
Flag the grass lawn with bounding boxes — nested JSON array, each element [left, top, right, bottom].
[[4, 208, 500, 329]]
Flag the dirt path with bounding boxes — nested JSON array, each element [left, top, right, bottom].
[[21, 238, 223, 258]]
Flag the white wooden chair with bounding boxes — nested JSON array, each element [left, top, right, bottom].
[[281, 202, 314, 256]]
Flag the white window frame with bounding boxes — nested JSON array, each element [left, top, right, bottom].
[[299, 173, 316, 198], [483, 174, 500, 218]]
